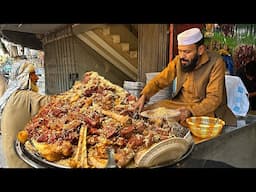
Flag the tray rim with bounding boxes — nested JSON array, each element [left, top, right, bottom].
[[15, 137, 194, 169], [15, 140, 70, 168]]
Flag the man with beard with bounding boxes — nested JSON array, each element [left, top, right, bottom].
[[134, 28, 236, 126]]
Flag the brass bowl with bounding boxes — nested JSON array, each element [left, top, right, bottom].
[[186, 116, 225, 139]]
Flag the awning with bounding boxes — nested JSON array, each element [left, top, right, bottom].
[[1, 30, 42, 50]]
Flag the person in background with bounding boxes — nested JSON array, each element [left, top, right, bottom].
[[218, 45, 234, 75], [134, 28, 237, 126], [236, 61, 256, 111], [0, 61, 51, 168]]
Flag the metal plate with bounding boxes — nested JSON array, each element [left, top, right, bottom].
[[134, 136, 194, 168], [140, 107, 181, 119], [150, 142, 194, 168], [124, 141, 194, 168]]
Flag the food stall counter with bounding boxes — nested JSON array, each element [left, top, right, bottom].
[[169, 114, 256, 168]]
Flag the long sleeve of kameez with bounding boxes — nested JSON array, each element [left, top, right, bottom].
[[140, 57, 178, 101], [189, 57, 225, 116]]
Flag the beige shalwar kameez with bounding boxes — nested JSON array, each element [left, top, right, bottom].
[[141, 50, 237, 126], [1, 90, 51, 168]]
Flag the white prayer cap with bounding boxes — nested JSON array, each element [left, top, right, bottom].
[[177, 28, 203, 45]]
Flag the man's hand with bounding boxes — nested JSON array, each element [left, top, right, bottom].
[[178, 107, 192, 122], [133, 94, 146, 113]]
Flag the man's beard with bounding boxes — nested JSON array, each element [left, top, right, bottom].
[[29, 80, 39, 92], [180, 54, 199, 72]]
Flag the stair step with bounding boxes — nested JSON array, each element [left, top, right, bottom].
[[91, 27, 138, 68], [120, 43, 130, 52], [111, 35, 120, 44], [129, 51, 138, 59], [77, 32, 137, 80], [102, 26, 110, 35]]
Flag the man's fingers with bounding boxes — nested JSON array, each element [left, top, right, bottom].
[[134, 94, 146, 113]]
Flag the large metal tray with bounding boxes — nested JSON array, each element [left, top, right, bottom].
[[15, 140, 69, 168], [15, 139, 194, 168]]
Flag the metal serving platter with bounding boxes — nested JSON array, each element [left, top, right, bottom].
[[15, 137, 194, 169], [15, 140, 70, 168]]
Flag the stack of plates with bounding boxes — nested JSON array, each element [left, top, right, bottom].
[[146, 72, 172, 104], [123, 81, 145, 98]]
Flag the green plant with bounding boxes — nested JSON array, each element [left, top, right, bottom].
[[205, 30, 256, 53]]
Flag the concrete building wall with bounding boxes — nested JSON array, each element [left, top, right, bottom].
[[44, 34, 131, 95]]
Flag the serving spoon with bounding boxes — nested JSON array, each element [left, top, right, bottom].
[[105, 147, 117, 168]]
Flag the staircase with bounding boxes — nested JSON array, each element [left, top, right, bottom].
[[73, 24, 138, 80]]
